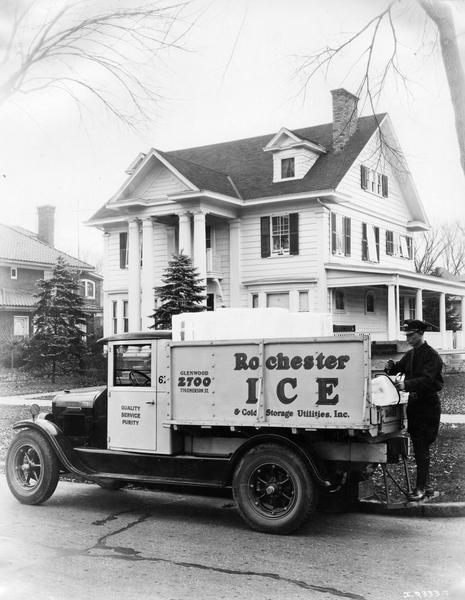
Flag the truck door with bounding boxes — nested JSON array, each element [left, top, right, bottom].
[[107, 341, 157, 452]]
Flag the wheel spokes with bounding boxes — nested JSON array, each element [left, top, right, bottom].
[[249, 462, 296, 517], [15, 445, 42, 489]]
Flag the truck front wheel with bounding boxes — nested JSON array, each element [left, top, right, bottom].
[[232, 444, 317, 534], [6, 430, 60, 505]]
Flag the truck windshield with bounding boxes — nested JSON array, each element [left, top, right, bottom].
[[114, 344, 152, 386]]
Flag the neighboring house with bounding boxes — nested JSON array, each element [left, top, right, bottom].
[[0, 206, 103, 340], [88, 89, 465, 350]]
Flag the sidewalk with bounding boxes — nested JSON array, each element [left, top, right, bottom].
[[0, 389, 92, 406]]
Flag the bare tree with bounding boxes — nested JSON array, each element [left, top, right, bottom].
[[415, 221, 465, 276], [0, 0, 192, 129], [298, 0, 465, 179]]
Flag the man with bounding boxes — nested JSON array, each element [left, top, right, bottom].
[[385, 319, 444, 501]]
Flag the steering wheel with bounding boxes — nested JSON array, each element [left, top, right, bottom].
[[129, 370, 151, 386]]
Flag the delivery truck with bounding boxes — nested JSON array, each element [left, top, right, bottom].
[[6, 323, 409, 534]]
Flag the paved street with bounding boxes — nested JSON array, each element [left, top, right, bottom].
[[0, 478, 464, 600]]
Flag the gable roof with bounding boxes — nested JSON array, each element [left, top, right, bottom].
[[89, 114, 387, 222], [166, 114, 387, 200], [0, 223, 94, 270]]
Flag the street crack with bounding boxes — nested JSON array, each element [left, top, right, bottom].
[[86, 510, 367, 600]]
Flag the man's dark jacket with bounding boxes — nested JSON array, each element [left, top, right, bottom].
[[385, 342, 443, 439]]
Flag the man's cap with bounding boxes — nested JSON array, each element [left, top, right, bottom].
[[401, 319, 428, 334]]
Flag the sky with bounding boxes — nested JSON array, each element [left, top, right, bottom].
[[0, 0, 464, 270]]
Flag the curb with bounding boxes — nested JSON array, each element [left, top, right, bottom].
[[358, 499, 465, 518]]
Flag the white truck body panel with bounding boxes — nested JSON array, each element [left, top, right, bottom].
[[168, 336, 371, 430]]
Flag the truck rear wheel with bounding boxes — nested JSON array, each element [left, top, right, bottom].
[[232, 443, 317, 534], [6, 429, 60, 505]]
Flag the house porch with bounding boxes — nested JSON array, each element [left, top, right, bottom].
[[326, 265, 465, 351]]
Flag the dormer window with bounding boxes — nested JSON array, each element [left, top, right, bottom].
[[264, 127, 326, 183], [281, 157, 295, 179]]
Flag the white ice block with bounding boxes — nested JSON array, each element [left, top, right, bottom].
[[172, 308, 333, 341]]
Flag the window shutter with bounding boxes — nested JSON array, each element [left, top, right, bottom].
[[374, 227, 380, 261], [260, 216, 271, 258], [344, 217, 351, 256], [381, 175, 389, 197], [362, 223, 368, 261], [331, 212, 337, 254], [289, 213, 299, 255], [119, 232, 128, 269], [360, 165, 368, 190]]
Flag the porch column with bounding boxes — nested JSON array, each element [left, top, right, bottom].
[[141, 218, 155, 330], [462, 297, 465, 333], [415, 289, 423, 321], [128, 219, 141, 331], [439, 292, 446, 346], [229, 218, 241, 307], [102, 232, 111, 335], [193, 211, 207, 298], [387, 284, 397, 339], [178, 212, 192, 257]]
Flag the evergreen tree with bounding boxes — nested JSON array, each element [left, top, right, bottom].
[[150, 253, 206, 330], [422, 296, 461, 332], [26, 257, 89, 381]]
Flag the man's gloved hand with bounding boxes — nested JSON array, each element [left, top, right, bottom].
[[394, 380, 405, 391], [384, 359, 394, 372]]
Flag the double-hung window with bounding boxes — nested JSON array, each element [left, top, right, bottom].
[[281, 157, 295, 179], [360, 165, 388, 197], [260, 214, 299, 257], [119, 232, 128, 269], [388, 232, 413, 259], [331, 213, 351, 256], [80, 279, 95, 299], [272, 215, 289, 254], [362, 223, 380, 262], [112, 301, 118, 334]]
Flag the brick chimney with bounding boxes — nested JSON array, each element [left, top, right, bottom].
[[37, 205, 56, 247], [331, 88, 359, 152]]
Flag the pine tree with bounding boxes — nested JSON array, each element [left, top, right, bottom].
[[150, 253, 206, 330], [26, 257, 89, 381]]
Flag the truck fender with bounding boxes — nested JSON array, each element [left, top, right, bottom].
[[13, 419, 96, 480], [227, 433, 333, 488]]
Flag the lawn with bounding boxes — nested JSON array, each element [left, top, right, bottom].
[[1, 372, 464, 503]]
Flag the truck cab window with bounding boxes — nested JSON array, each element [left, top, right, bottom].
[[114, 344, 152, 386]]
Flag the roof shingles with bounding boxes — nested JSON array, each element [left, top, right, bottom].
[[0, 223, 93, 269], [89, 114, 385, 221]]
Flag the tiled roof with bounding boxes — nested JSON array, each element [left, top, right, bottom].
[[0, 288, 36, 308], [0, 223, 94, 269], [89, 114, 385, 222]]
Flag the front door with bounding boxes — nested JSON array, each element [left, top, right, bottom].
[[107, 341, 157, 452]]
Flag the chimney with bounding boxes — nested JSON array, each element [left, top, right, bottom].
[[37, 205, 56, 247], [331, 88, 359, 152]]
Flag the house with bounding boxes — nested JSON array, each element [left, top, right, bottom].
[[0, 206, 103, 340], [87, 89, 465, 352]]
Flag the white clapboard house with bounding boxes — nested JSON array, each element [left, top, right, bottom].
[[88, 89, 465, 352]]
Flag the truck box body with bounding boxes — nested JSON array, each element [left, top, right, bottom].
[[169, 337, 368, 429]]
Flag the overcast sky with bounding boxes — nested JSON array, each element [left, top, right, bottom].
[[1, 0, 464, 268]]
